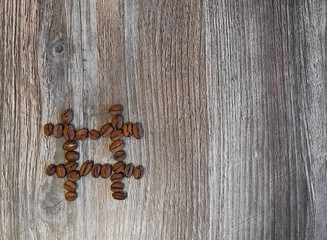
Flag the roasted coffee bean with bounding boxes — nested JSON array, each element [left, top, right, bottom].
[[112, 115, 123, 129], [80, 161, 93, 176], [65, 161, 78, 172], [110, 173, 124, 182], [124, 163, 134, 178], [63, 124, 75, 140], [64, 181, 77, 192], [67, 170, 80, 182], [65, 151, 79, 162], [122, 122, 133, 137], [111, 182, 124, 192], [76, 129, 88, 140], [108, 104, 124, 116], [91, 163, 101, 178], [112, 162, 125, 173], [100, 164, 112, 179], [112, 191, 127, 200], [113, 150, 126, 162], [133, 166, 144, 179], [65, 191, 77, 201], [53, 124, 64, 138], [44, 123, 54, 136], [109, 140, 125, 153], [100, 123, 113, 137], [61, 109, 73, 124], [133, 123, 143, 139], [56, 164, 66, 178], [46, 164, 56, 176], [63, 140, 77, 151], [110, 129, 123, 141], [88, 129, 100, 140]]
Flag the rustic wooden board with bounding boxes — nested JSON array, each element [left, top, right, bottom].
[[1, 0, 326, 239]]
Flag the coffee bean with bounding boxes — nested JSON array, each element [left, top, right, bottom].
[[124, 163, 134, 178], [113, 150, 126, 162], [109, 104, 124, 116], [65, 161, 78, 172], [80, 161, 93, 176], [65, 151, 79, 162], [112, 191, 127, 200], [133, 166, 144, 179], [133, 123, 143, 139], [100, 123, 113, 137], [64, 181, 77, 192], [100, 164, 112, 178], [63, 124, 75, 140], [46, 164, 56, 176], [44, 123, 54, 136], [110, 129, 123, 141], [76, 129, 88, 140], [112, 115, 123, 129], [112, 162, 125, 173], [53, 124, 64, 138], [67, 170, 81, 182], [56, 164, 66, 178], [110, 173, 124, 182], [65, 191, 77, 201], [111, 182, 124, 192], [63, 140, 77, 151], [61, 109, 73, 124], [91, 163, 101, 178], [122, 122, 133, 137], [109, 140, 125, 153], [88, 129, 100, 140]]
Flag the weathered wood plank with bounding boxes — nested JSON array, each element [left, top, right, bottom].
[[206, 0, 326, 239]]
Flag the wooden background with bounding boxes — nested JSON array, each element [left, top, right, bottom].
[[1, 0, 326, 239]]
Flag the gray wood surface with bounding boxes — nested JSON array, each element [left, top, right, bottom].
[[1, 0, 326, 239]]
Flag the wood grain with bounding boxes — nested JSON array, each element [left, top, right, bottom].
[[0, 0, 326, 239]]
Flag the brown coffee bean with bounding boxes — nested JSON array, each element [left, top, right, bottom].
[[112, 162, 125, 173], [63, 124, 75, 140], [67, 170, 80, 182], [76, 129, 88, 140], [80, 161, 93, 176], [112, 115, 123, 129], [113, 150, 126, 162], [88, 129, 100, 140], [111, 182, 124, 192], [46, 164, 56, 176], [65, 161, 78, 172], [53, 124, 64, 138], [63, 140, 77, 151], [109, 104, 124, 116], [65, 191, 77, 201], [109, 140, 125, 153], [133, 123, 143, 139], [56, 164, 66, 178], [65, 151, 79, 162], [100, 123, 113, 137], [44, 123, 54, 136], [110, 173, 124, 182], [100, 164, 112, 178], [124, 163, 134, 178], [133, 166, 144, 179], [91, 163, 101, 178], [110, 129, 123, 141], [61, 109, 73, 124], [64, 181, 77, 192], [112, 191, 127, 200], [122, 122, 133, 137]]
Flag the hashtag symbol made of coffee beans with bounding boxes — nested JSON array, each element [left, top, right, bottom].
[[44, 105, 144, 201]]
